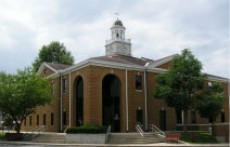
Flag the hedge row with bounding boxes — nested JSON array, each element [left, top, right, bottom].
[[66, 124, 107, 134]]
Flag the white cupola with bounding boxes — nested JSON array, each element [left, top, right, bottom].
[[105, 19, 132, 56]]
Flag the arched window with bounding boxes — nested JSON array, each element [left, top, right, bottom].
[[116, 33, 119, 38], [76, 76, 84, 126]]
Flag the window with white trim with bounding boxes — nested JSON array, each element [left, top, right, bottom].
[[63, 79, 67, 93], [135, 74, 142, 90]]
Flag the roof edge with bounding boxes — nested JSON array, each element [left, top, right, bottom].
[[37, 62, 58, 75], [149, 54, 178, 68], [43, 57, 229, 84]]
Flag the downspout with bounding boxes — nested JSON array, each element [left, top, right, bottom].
[[182, 110, 184, 126], [125, 69, 129, 132], [69, 72, 72, 127], [228, 80, 230, 140], [144, 63, 149, 131], [60, 74, 63, 132]]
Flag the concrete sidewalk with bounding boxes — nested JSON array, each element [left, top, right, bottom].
[[0, 140, 229, 147]]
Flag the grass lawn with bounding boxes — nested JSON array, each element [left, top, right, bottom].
[[181, 132, 218, 144], [0, 132, 6, 140]]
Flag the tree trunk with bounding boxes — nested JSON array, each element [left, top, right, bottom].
[[183, 109, 188, 132], [211, 121, 216, 136], [13, 118, 21, 134], [15, 123, 21, 134]]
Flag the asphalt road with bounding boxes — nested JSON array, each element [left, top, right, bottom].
[[0, 143, 93, 147]]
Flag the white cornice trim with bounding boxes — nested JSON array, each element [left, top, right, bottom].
[[45, 58, 229, 83], [149, 54, 177, 68], [206, 74, 229, 83], [47, 58, 166, 78]]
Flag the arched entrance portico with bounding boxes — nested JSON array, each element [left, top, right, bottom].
[[102, 74, 121, 132]]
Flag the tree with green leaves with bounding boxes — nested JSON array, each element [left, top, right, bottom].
[[32, 41, 75, 72], [0, 69, 52, 133], [196, 82, 224, 135], [154, 49, 205, 131]]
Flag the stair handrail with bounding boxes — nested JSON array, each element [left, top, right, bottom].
[[105, 125, 111, 143], [64, 125, 69, 133], [36, 125, 46, 134], [136, 124, 144, 137], [150, 123, 165, 137], [24, 125, 46, 141], [31, 125, 46, 139]]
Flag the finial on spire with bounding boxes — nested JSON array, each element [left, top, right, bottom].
[[114, 12, 120, 19]]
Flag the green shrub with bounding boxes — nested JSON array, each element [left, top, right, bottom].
[[0, 132, 5, 140], [66, 124, 107, 134], [181, 132, 218, 143]]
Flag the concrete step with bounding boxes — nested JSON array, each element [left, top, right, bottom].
[[107, 133, 165, 144], [32, 133, 65, 143]]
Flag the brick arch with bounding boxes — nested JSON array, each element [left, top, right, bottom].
[[99, 72, 122, 86]]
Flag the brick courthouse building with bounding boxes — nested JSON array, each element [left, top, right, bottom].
[[22, 19, 229, 136]]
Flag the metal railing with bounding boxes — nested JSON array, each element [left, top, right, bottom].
[[24, 125, 46, 141], [150, 124, 165, 137], [63, 125, 69, 133], [136, 124, 144, 137], [35, 125, 46, 133]]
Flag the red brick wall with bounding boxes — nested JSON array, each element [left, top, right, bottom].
[[21, 77, 60, 132], [21, 64, 229, 134]]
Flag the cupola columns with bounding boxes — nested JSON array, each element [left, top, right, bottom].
[[105, 19, 132, 56]]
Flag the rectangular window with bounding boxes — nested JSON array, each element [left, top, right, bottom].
[[136, 108, 143, 124], [37, 114, 39, 126], [43, 114, 46, 125], [51, 113, 54, 126], [24, 117, 27, 126], [209, 117, 215, 123], [63, 111, 66, 125], [29, 116, 32, 126], [135, 74, 142, 90], [209, 117, 212, 123], [191, 111, 196, 124], [159, 110, 166, 131], [221, 111, 225, 122], [176, 110, 182, 124], [63, 79, 67, 92]]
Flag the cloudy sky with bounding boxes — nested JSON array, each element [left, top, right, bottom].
[[0, 0, 229, 78]]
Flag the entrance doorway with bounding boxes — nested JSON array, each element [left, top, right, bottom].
[[159, 110, 166, 131], [102, 74, 121, 132]]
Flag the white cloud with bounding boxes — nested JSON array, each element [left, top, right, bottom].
[[0, 0, 228, 78]]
